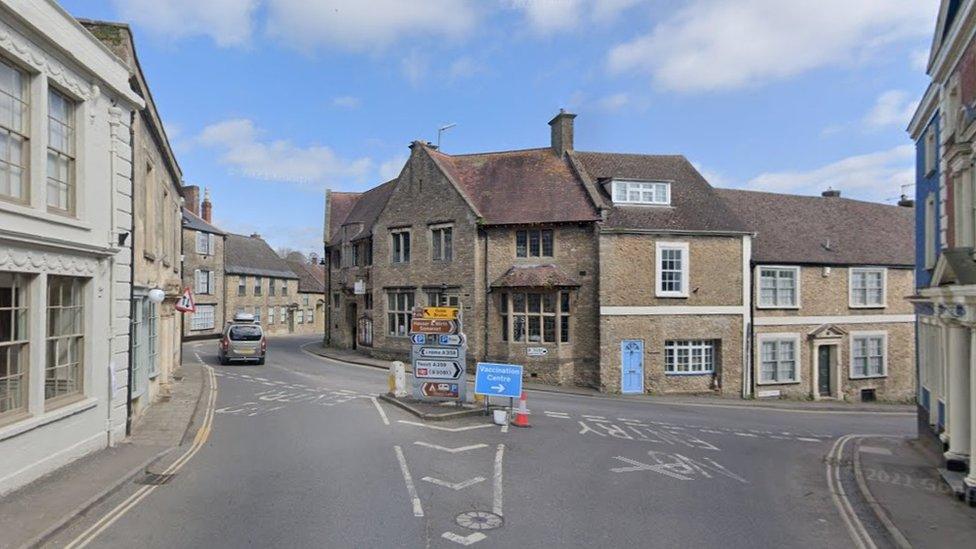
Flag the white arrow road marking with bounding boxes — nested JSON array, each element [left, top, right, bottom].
[[422, 476, 486, 490], [370, 396, 389, 425], [442, 532, 486, 546], [393, 446, 423, 517], [398, 420, 494, 432], [413, 442, 488, 453]]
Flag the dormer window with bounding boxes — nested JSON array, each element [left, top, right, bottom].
[[611, 179, 670, 205]]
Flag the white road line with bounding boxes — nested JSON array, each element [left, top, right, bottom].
[[797, 437, 821, 442], [422, 476, 486, 490], [413, 442, 488, 454], [734, 432, 758, 437], [581, 415, 606, 420], [398, 420, 495, 432], [500, 422, 509, 434], [394, 446, 423, 517], [858, 446, 892, 456], [826, 435, 876, 549], [442, 532, 486, 546], [493, 444, 505, 517], [370, 396, 390, 426]]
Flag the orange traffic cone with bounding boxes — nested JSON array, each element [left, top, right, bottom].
[[511, 391, 530, 428]]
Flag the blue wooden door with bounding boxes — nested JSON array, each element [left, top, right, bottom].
[[621, 340, 644, 394]]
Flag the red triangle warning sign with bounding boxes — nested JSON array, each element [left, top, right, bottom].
[[175, 287, 195, 313]]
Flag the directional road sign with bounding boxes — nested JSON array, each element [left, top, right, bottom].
[[438, 334, 463, 346], [410, 334, 428, 345], [414, 360, 463, 379], [410, 318, 458, 335], [414, 346, 461, 359], [422, 306, 458, 320], [420, 382, 459, 398], [474, 363, 523, 398]]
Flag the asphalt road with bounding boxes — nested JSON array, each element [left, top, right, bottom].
[[47, 335, 916, 548]]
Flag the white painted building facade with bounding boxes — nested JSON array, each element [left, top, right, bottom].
[[0, 0, 142, 495]]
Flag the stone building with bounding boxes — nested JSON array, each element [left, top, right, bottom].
[[223, 233, 302, 336], [286, 255, 326, 334], [181, 186, 225, 339], [324, 110, 915, 401], [0, 0, 143, 495], [720, 189, 916, 403], [909, 0, 976, 503], [81, 20, 185, 422]]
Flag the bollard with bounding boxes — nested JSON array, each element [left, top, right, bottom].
[[391, 361, 407, 397]]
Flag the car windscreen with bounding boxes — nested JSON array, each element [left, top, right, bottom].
[[228, 325, 262, 341]]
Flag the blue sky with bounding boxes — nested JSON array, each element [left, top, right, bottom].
[[60, 0, 939, 254]]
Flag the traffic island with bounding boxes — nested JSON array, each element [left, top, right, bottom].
[[378, 393, 491, 421]]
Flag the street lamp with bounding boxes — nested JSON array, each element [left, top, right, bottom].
[[148, 288, 166, 304]]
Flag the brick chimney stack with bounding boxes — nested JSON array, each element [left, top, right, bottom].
[[549, 109, 576, 157], [201, 187, 213, 223], [184, 185, 200, 215], [821, 188, 841, 198]]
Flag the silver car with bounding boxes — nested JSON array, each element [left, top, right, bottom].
[[218, 319, 266, 365]]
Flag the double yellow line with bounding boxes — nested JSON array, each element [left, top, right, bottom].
[[65, 365, 218, 549]]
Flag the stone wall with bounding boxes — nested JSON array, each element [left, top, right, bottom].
[[181, 228, 224, 338], [755, 266, 914, 317]]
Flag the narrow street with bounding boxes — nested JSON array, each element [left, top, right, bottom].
[[43, 336, 915, 548]]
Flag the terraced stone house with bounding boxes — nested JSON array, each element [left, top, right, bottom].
[[324, 111, 915, 400]]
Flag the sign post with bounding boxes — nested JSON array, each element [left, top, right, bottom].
[[474, 362, 524, 419], [410, 307, 466, 404]]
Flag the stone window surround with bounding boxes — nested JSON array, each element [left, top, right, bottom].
[[848, 267, 887, 309], [756, 332, 801, 385], [849, 330, 888, 380], [499, 290, 571, 344], [515, 228, 554, 258], [655, 241, 689, 298], [391, 228, 411, 264], [755, 265, 800, 309], [430, 223, 453, 262]]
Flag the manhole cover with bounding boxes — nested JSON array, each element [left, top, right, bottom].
[[455, 511, 503, 531]]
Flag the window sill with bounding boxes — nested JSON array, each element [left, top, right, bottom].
[[0, 397, 98, 442], [755, 304, 800, 310], [0, 200, 91, 231], [849, 305, 887, 310], [665, 371, 715, 376], [756, 380, 801, 386], [655, 294, 689, 299], [849, 374, 887, 381]]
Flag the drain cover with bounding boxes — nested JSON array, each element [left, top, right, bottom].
[[136, 472, 175, 486], [455, 511, 503, 531]]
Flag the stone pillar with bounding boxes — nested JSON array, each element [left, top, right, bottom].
[[945, 324, 972, 469], [966, 327, 976, 503]]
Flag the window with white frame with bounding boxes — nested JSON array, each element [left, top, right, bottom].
[[391, 229, 411, 263], [45, 276, 84, 402], [387, 291, 414, 337], [46, 89, 75, 215], [279, 306, 286, 324], [851, 333, 886, 378], [0, 272, 29, 419], [146, 301, 157, 378], [612, 179, 670, 205], [516, 229, 553, 258], [196, 231, 215, 255], [254, 276, 262, 296], [281, 280, 288, 296], [297, 309, 304, 324], [431, 225, 453, 261], [953, 171, 976, 247], [191, 305, 215, 330], [665, 340, 716, 374], [195, 269, 214, 295], [924, 128, 937, 176], [759, 336, 798, 383], [0, 58, 29, 204], [427, 290, 460, 308], [758, 267, 799, 308], [850, 268, 885, 308], [925, 193, 936, 269], [307, 308, 313, 323], [655, 242, 688, 297], [268, 306, 275, 324], [269, 278, 276, 296], [238, 276, 246, 296]]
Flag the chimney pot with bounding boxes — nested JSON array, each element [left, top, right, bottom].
[[898, 194, 915, 207], [548, 109, 577, 157], [201, 187, 213, 223], [184, 185, 200, 215], [250, 233, 261, 239], [821, 188, 841, 198]]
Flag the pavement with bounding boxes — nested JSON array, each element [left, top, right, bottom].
[[2, 335, 971, 548], [0, 360, 209, 549], [307, 343, 916, 414]]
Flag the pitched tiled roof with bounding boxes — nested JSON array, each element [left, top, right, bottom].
[[427, 147, 601, 225], [182, 207, 225, 235], [287, 260, 326, 293], [224, 234, 299, 278], [328, 179, 398, 246], [491, 264, 581, 288], [574, 152, 749, 234], [716, 188, 914, 266]]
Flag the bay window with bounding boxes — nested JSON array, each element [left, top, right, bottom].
[[501, 291, 570, 344]]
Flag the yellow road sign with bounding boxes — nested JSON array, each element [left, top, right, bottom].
[[423, 307, 459, 320]]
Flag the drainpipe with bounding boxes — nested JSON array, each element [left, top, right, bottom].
[[482, 227, 489, 362], [125, 110, 136, 436]]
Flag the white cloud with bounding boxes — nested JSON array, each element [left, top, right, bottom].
[[448, 56, 485, 81], [607, 0, 937, 92], [400, 51, 429, 87], [910, 48, 930, 72], [743, 145, 914, 201], [265, 0, 479, 52], [691, 161, 728, 187], [595, 92, 630, 112], [863, 90, 919, 129], [379, 154, 408, 181], [331, 96, 362, 109], [196, 118, 373, 189], [109, 0, 257, 47], [510, 0, 643, 34], [217, 220, 324, 255]]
